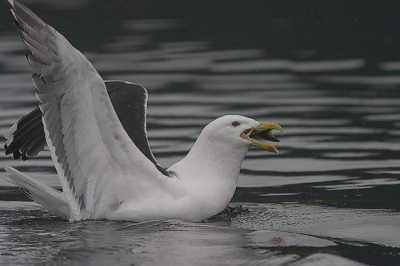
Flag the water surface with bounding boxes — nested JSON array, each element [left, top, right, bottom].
[[0, 1, 399, 265]]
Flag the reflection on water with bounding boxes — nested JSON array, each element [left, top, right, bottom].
[[0, 202, 387, 266], [0, 0, 400, 265]]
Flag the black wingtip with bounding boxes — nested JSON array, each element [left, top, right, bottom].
[[21, 153, 28, 161], [4, 143, 12, 155], [12, 151, 21, 160]]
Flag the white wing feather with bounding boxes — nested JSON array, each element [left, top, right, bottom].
[[10, 0, 167, 221]]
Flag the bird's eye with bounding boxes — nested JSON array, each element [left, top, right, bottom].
[[231, 121, 240, 127]]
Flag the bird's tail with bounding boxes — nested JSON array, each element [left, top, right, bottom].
[[3, 166, 69, 219]]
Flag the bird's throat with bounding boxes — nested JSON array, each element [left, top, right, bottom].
[[169, 137, 249, 183]]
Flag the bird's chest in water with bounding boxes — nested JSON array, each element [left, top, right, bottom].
[[182, 178, 237, 221]]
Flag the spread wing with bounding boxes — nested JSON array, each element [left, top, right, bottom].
[[4, 80, 166, 174], [9, 0, 168, 221]]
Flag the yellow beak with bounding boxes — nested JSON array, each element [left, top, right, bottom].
[[240, 122, 283, 154]]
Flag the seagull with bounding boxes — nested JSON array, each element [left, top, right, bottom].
[[3, 0, 282, 222]]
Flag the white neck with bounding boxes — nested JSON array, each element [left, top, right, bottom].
[[168, 131, 249, 219], [170, 131, 249, 180]]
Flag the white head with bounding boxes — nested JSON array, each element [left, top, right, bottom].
[[198, 115, 282, 154], [170, 115, 282, 180]]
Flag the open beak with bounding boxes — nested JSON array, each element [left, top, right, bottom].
[[240, 122, 283, 154]]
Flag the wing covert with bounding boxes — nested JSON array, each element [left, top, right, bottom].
[[4, 81, 166, 176]]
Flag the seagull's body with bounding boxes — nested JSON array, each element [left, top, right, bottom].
[[3, 0, 282, 222]]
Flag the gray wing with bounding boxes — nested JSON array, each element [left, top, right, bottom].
[[4, 80, 165, 173], [8, 0, 169, 221]]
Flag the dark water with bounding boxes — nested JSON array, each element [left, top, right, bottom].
[[0, 1, 400, 265]]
